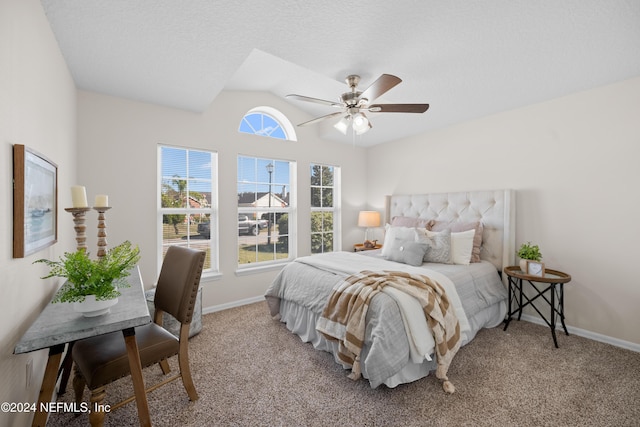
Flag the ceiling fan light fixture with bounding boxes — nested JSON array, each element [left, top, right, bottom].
[[352, 112, 370, 134], [334, 116, 350, 135], [354, 121, 372, 135]]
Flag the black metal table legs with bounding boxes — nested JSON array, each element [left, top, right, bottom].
[[504, 276, 569, 348]]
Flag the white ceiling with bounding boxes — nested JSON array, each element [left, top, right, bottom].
[[40, 0, 640, 146]]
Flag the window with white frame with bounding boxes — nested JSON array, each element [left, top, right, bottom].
[[159, 145, 218, 274], [310, 164, 340, 254], [238, 106, 297, 141], [237, 155, 295, 267]]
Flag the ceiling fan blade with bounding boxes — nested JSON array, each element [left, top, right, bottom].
[[286, 94, 343, 108], [297, 111, 344, 127], [368, 103, 430, 113], [359, 74, 402, 103]]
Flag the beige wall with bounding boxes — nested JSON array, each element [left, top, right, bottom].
[[367, 76, 640, 346], [0, 0, 77, 425], [76, 90, 368, 311], [2, 2, 638, 424]]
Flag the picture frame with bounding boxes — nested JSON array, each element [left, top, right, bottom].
[[526, 260, 545, 277], [13, 144, 58, 258]]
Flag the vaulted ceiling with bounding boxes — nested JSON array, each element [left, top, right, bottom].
[[40, 0, 640, 146]]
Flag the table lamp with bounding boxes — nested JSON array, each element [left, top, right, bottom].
[[358, 210, 381, 246]]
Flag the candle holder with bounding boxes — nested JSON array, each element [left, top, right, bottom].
[[64, 207, 92, 252], [93, 207, 111, 259]]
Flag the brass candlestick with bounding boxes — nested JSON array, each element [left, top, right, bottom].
[[64, 207, 92, 251], [94, 206, 111, 259]]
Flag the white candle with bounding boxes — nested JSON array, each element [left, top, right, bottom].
[[94, 194, 109, 208], [71, 186, 88, 208]]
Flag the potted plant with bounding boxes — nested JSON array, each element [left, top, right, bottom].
[[34, 241, 140, 316], [517, 241, 542, 272]]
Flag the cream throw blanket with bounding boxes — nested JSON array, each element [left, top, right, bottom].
[[316, 270, 461, 393]]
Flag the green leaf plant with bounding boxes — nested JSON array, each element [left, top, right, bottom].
[[34, 241, 141, 303], [516, 241, 542, 261]]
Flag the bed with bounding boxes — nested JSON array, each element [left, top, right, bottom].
[[265, 189, 515, 389]]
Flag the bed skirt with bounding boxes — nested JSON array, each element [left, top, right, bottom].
[[277, 297, 506, 388]]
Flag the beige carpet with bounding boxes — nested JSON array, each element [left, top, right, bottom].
[[47, 301, 640, 426]]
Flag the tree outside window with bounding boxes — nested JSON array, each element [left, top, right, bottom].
[[311, 164, 338, 254]]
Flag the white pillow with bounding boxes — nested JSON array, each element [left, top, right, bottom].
[[381, 224, 420, 257], [450, 229, 476, 265]]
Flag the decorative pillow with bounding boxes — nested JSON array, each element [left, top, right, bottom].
[[385, 239, 430, 266], [428, 221, 483, 263], [421, 229, 452, 264], [450, 229, 476, 265], [381, 224, 420, 257], [391, 216, 435, 229]]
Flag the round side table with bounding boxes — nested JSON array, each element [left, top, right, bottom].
[[503, 266, 572, 348]]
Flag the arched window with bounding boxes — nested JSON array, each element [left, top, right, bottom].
[[238, 106, 297, 141]]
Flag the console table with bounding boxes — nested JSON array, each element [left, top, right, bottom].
[[14, 267, 151, 426], [502, 265, 572, 348]]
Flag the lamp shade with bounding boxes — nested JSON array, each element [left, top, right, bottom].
[[333, 116, 350, 135], [358, 211, 381, 228], [352, 113, 371, 135]]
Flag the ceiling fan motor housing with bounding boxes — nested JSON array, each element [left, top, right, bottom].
[[341, 91, 364, 107]]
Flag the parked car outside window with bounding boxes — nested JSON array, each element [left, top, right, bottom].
[[197, 215, 267, 238]]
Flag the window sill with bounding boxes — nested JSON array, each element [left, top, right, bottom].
[[235, 262, 289, 276], [200, 271, 223, 282]]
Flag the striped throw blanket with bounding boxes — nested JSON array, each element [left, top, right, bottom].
[[316, 270, 461, 393]]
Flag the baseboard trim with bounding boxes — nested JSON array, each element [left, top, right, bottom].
[[202, 295, 265, 315], [519, 314, 640, 353]]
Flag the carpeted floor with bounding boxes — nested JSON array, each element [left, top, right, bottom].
[[46, 301, 640, 427]]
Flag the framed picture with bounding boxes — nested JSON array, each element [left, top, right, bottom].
[[526, 260, 545, 277], [13, 144, 58, 258]]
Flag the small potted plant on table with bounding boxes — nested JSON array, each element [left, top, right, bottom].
[[34, 241, 140, 317], [517, 241, 543, 275]]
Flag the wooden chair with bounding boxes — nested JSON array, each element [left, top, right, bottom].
[[72, 246, 205, 426]]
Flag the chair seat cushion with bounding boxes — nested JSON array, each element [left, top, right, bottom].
[[72, 323, 179, 389]]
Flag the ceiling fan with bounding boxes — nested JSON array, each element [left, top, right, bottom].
[[286, 74, 429, 135]]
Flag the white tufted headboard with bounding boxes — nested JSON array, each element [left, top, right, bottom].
[[385, 190, 516, 277]]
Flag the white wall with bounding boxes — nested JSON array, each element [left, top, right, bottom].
[[2, 4, 638, 425], [0, 0, 77, 425], [367, 76, 640, 346], [76, 90, 368, 310]]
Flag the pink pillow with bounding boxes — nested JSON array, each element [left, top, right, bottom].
[[427, 221, 483, 263]]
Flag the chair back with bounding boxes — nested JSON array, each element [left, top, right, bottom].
[[154, 246, 205, 325]]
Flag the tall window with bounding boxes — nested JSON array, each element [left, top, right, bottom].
[[238, 106, 297, 141], [237, 156, 295, 267], [311, 164, 340, 254], [159, 145, 218, 274]]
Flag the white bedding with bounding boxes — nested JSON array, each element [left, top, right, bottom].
[[265, 251, 508, 388], [298, 251, 471, 340]]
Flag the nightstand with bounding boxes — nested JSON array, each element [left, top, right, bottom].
[[503, 265, 572, 348], [353, 243, 382, 252]]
